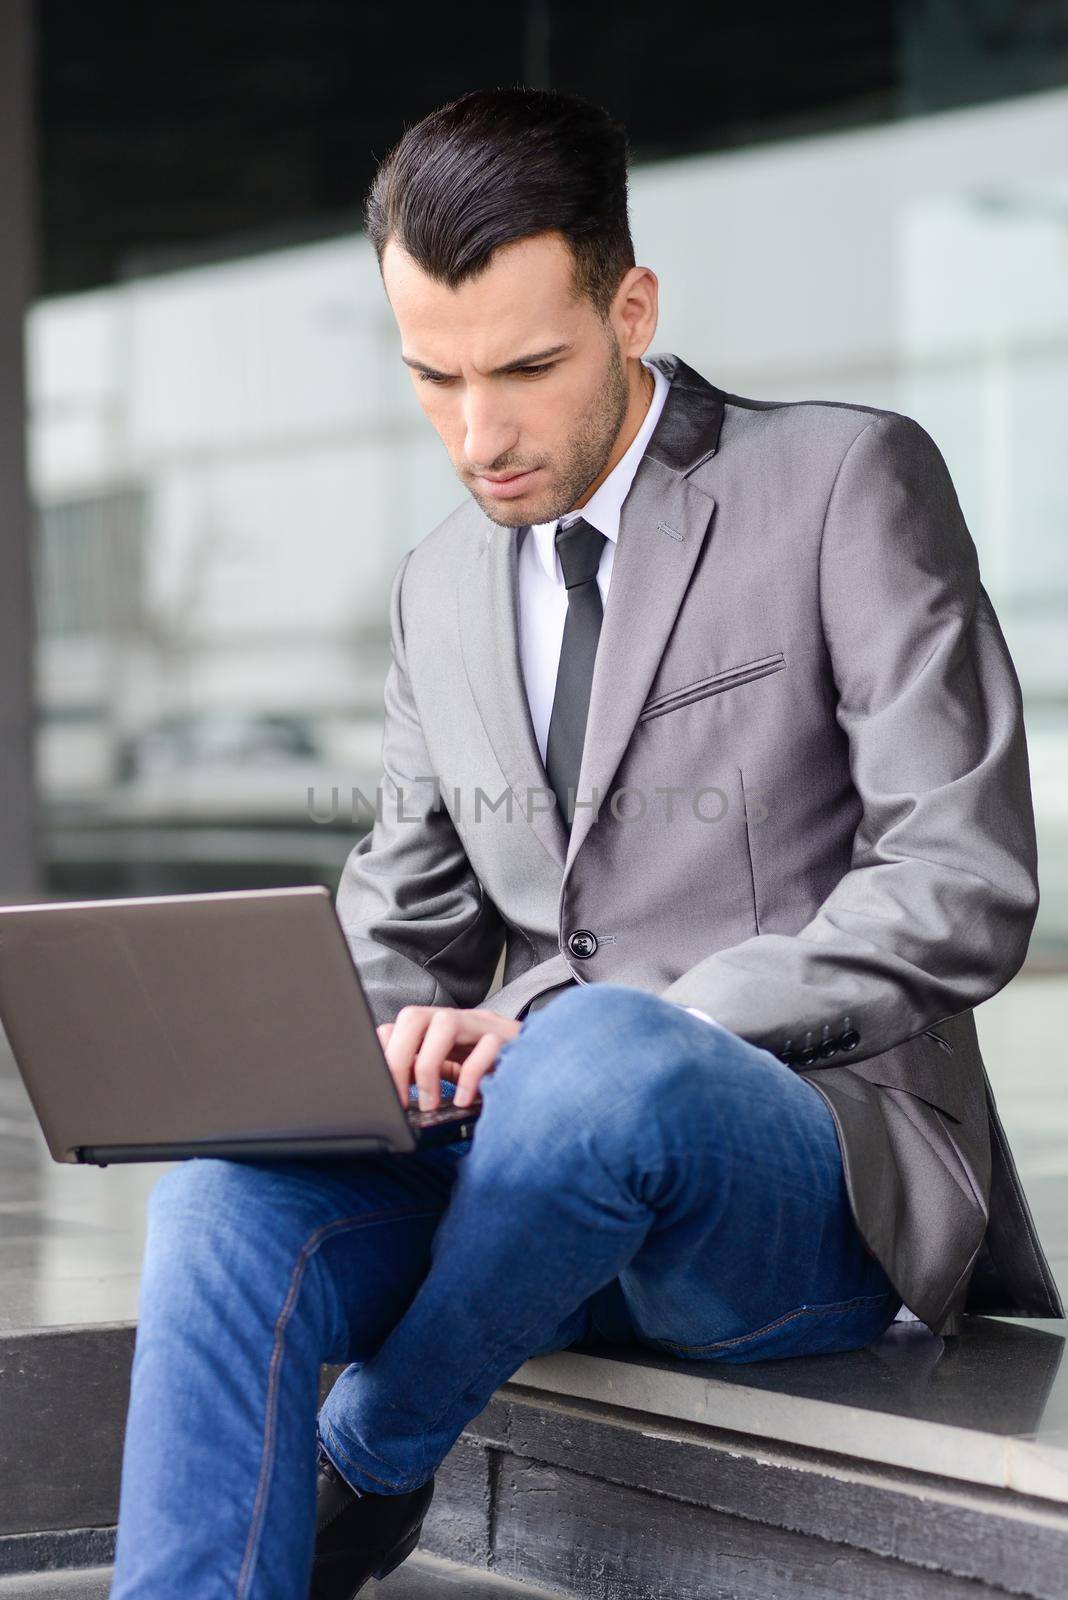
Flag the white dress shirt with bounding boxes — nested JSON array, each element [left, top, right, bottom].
[[515, 357, 723, 1035]]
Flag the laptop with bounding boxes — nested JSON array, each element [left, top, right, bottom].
[[0, 884, 482, 1165]]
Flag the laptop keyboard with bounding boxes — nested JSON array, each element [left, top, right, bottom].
[[405, 1097, 483, 1130]]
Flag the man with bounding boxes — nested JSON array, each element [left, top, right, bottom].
[[110, 86, 1063, 1599]]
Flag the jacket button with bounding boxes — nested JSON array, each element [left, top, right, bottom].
[[818, 1024, 839, 1060], [798, 1031, 820, 1067], [567, 929, 598, 960], [838, 1015, 860, 1051]]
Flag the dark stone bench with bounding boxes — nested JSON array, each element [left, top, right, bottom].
[[3, 1313, 1066, 1598]]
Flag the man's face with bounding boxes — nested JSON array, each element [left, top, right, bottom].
[[382, 230, 640, 527]]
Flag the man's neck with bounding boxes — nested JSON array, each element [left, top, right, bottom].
[[571, 358, 655, 511]]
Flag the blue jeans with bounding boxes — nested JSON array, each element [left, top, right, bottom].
[[110, 983, 901, 1598]]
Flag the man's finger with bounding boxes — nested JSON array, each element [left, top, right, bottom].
[[387, 1058, 411, 1106], [384, 1005, 432, 1105], [412, 1011, 460, 1110], [373, 1021, 408, 1106], [453, 1031, 503, 1107]]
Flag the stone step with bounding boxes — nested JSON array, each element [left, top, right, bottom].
[[0, 1551, 566, 1598], [0, 1568, 112, 1593], [439, 1378, 1068, 1600], [0, 1573, 111, 1599], [4, 1316, 1068, 1599]]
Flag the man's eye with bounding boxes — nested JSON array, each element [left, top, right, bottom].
[[416, 363, 555, 385]]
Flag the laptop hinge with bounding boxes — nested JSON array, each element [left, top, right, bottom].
[[74, 1136, 397, 1165]]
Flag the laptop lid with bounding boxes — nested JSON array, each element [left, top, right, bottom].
[[0, 885, 419, 1162]]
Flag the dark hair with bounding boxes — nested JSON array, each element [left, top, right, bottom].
[[364, 86, 635, 319]]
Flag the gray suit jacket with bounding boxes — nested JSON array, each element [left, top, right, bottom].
[[336, 351, 1064, 1338]]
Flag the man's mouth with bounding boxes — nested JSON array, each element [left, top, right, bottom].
[[474, 468, 543, 500]]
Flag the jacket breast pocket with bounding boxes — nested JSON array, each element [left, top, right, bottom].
[[639, 652, 786, 723]]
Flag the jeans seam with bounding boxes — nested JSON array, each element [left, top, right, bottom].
[[657, 1289, 897, 1354], [234, 1204, 441, 1600], [322, 1301, 547, 1494], [321, 1256, 616, 1495], [318, 1417, 403, 1492]]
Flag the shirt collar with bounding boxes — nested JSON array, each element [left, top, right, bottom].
[[527, 356, 670, 584]]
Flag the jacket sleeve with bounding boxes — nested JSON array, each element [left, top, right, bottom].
[[334, 548, 507, 1027], [659, 410, 1040, 1066]]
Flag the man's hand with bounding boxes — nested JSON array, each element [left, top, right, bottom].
[[375, 1006, 522, 1111]]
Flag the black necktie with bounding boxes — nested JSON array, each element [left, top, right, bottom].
[[545, 516, 607, 829]]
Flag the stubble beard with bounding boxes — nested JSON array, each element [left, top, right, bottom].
[[468, 335, 632, 529]]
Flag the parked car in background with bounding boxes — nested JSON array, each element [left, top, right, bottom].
[[41, 709, 384, 899]]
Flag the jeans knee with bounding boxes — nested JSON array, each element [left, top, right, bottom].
[[148, 1157, 258, 1232], [524, 982, 668, 1055], [491, 983, 717, 1131], [145, 1158, 311, 1288], [141, 1159, 340, 1344]]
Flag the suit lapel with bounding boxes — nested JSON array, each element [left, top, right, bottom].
[[566, 461, 718, 875], [457, 351, 725, 880]]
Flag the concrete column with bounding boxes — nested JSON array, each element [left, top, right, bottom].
[[0, 0, 39, 898]]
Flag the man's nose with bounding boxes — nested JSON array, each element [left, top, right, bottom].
[[463, 393, 518, 473]]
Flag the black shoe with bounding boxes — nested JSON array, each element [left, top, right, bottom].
[[308, 1449, 435, 1599]]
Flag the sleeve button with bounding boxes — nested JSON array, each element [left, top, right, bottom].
[[838, 1027, 860, 1051]]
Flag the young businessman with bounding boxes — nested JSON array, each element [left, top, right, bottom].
[[110, 87, 1062, 1599]]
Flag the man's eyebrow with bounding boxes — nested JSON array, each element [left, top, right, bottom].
[[401, 344, 571, 378]]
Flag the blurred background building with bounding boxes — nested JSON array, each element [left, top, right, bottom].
[[2, 0, 1067, 953]]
